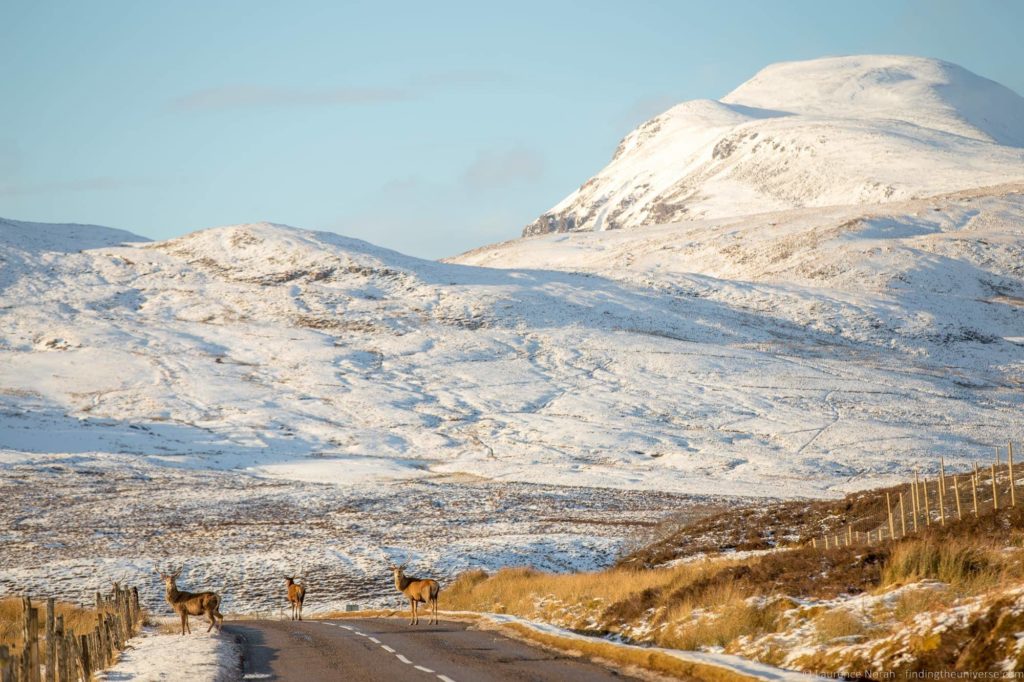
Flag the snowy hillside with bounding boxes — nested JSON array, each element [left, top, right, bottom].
[[3, 208, 1021, 499], [524, 56, 1024, 236]]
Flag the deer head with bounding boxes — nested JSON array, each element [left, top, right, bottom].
[[158, 566, 183, 590]]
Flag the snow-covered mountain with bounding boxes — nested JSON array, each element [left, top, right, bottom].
[[524, 56, 1024, 236]]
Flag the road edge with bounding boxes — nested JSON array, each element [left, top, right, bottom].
[[317, 611, 821, 682]]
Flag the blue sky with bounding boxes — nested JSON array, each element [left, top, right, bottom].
[[2, 1, 1022, 259]]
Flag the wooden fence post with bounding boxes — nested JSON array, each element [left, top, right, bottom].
[[972, 472, 980, 516], [131, 587, 141, 632], [66, 634, 77, 682], [78, 635, 90, 681], [992, 462, 999, 511], [847, 524, 853, 546], [53, 616, 65, 682], [940, 456, 946, 496], [108, 614, 121, 650], [924, 478, 931, 525], [69, 632, 79, 682], [938, 472, 946, 526], [886, 492, 896, 539], [911, 480, 919, 531], [954, 474, 962, 520], [121, 587, 132, 640], [44, 598, 55, 682], [914, 470, 922, 515], [899, 493, 907, 536], [1010, 442, 1016, 508], [23, 598, 41, 682], [95, 615, 105, 670], [0, 644, 12, 682]]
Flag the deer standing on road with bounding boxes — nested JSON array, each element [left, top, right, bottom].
[[285, 577, 306, 620], [159, 567, 224, 635], [390, 563, 440, 625]]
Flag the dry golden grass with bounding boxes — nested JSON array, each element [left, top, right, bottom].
[[881, 537, 1004, 592], [0, 597, 101, 656], [890, 585, 954, 624], [811, 609, 872, 644], [443, 559, 742, 623], [442, 557, 798, 652]]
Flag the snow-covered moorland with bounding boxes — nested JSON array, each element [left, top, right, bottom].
[[1, 55, 1023, 617]]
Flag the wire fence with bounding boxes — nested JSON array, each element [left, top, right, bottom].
[[811, 442, 1018, 549]]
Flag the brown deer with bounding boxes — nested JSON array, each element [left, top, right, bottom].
[[389, 563, 440, 625], [285, 577, 306, 620], [159, 567, 224, 635]]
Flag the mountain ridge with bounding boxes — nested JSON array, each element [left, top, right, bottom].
[[524, 55, 1024, 236]]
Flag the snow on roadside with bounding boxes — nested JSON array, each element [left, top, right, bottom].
[[98, 621, 239, 682], [470, 611, 825, 681]]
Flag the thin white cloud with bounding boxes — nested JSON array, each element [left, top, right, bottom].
[[615, 94, 682, 132], [0, 177, 131, 197], [169, 85, 411, 111], [461, 147, 544, 190], [0, 176, 180, 198], [411, 69, 511, 89]]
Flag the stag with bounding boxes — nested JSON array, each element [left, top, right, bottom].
[[159, 567, 224, 635], [285, 577, 306, 621], [389, 563, 439, 625]]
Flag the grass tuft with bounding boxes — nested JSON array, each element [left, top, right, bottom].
[[881, 537, 1001, 591]]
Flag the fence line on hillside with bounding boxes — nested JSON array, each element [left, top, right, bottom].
[[810, 442, 1018, 550], [0, 584, 141, 682]]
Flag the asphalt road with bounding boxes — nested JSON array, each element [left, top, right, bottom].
[[226, 618, 641, 681]]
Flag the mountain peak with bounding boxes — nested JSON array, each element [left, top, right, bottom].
[[722, 55, 1024, 146], [525, 55, 1024, 236]]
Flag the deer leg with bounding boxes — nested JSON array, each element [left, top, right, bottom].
[[180, 611, 187, 635], [432, 597, 438, 625], [409, 598, 416, 625], [206, 608, 216, 633], [298, 600, 303, 621]]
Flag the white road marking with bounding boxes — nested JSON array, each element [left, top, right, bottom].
[[327, 622, 453, 680]]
